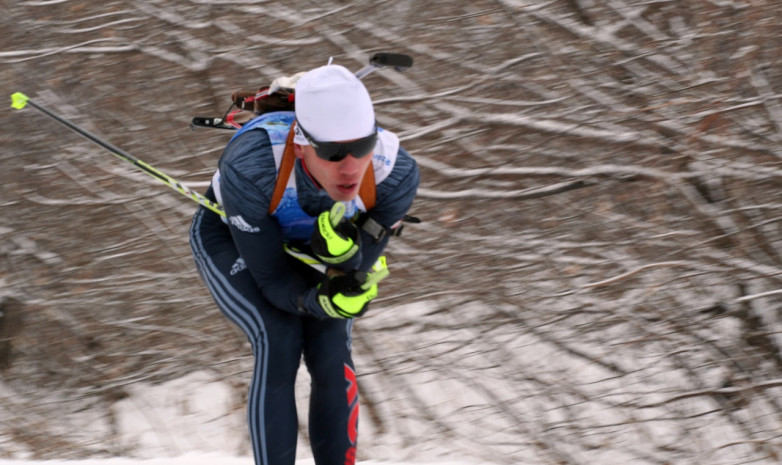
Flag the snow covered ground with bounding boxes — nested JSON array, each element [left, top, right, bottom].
[[0, 367, 498, 465], [0, 458, 486, 465]]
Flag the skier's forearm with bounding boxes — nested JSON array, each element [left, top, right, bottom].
[[228, 221, 318, 316]]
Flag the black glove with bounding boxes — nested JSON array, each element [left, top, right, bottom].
[[315, 257, 388, 319], [310, 203, 360, 265]]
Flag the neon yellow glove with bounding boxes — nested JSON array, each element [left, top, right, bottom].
[[316, 257, 389, 319], [310, 203, 360, 265]]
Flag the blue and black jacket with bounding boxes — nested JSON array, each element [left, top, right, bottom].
[[207, 111, 419, 317]]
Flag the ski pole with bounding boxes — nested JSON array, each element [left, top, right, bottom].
[[9, 92, 385, 277], [9, 53, 413, 225], [10, 92, 226, 218]]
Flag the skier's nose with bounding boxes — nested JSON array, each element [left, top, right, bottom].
[[337, 154, 361, 176]]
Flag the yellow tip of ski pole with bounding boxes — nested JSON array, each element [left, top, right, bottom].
[[11, 92, 29, 110]]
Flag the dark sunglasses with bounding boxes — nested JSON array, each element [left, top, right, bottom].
[[296, 120, 378, 162]]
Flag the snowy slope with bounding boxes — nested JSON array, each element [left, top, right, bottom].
[[0, 458, 486, 465]]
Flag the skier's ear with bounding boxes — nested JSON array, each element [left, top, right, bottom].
[[293, 143, 307, 159]]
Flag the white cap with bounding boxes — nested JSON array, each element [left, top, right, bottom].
[[294, 64, 375, 143]]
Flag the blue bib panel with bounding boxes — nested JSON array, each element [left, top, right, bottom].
[[273, 187, 360, 243], [273, 187, 317, 243]]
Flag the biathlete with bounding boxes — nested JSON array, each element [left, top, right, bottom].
[[189, 63, 419, 465]]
